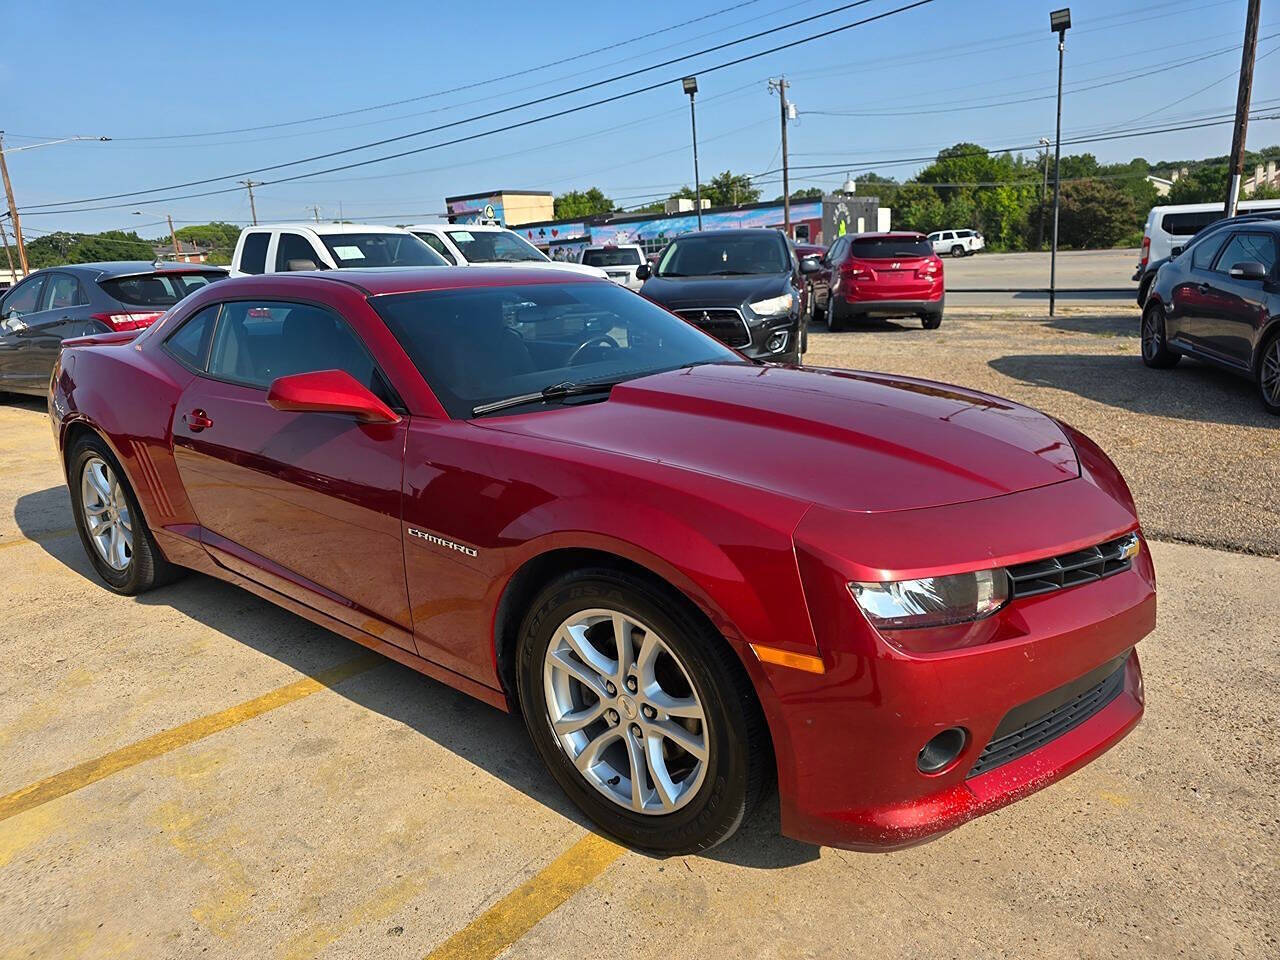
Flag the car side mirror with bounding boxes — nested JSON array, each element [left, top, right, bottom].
[[1170, 245, 1184, 257], [800, 256, 821, 274], [267, 369, 400, 423], [1229, 260, 1268, 281], [285, 258, 319, 272], [635, 264, 651, 280]]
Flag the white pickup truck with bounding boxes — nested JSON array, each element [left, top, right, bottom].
[[406, 223, 607, 279], [228, 223, 444, 276]]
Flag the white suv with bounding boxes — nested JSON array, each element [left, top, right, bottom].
[[579, 244, 647, 290], [928, 229, 985, 257], [406, 223, 607, 279], [229, 223, 443, 277]]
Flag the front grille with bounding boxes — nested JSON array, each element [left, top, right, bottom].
[[968, 660, 1126, 778], [675, 308, 751, 348], [1007, 534, 1138, 599]]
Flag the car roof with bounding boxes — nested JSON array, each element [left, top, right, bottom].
[[31, 261, 228, 279], [251, 222, 414, 235], [849, 231, 927, 240], [240, 266, 600, 297]]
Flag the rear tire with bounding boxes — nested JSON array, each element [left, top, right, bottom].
[[1140, 303, 1180, 369], [1256, 331, 1280, 415], [826, 299, 847, 332], [516, 568, 769, 854], [921, 311, 943, 330], [68, 434, 180, 595], [950, 245, 965, 258]]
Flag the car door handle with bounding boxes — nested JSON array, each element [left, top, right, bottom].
[[1197, 282, 1212, 293], [183, 409, 214, 432]]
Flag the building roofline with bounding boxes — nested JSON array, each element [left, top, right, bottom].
[[445, 189, 553, 203]]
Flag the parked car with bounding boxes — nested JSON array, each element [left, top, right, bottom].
[[824, 232, 945, 331], [637, 229, 815, 364], [580, 244, 647, 291], [928, 229, 984, 257], [1142, 218, 1280, 413], [406, 223, 607, 280], [1135, 210, 1280, 307], [795, 243, 830, 321], [50, 266, 1153, 854], [0, 262, 225, 396], [229, 223, 445, 277], [1135, 199, 1280, 285]]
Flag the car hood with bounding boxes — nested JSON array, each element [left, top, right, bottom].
[[639, 273, 789, 309], [481, 363, 1080, 514]]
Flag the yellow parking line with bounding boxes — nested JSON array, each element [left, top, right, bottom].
[[425, 832, 625, 960], [0, 653, 383, 823], [0, 528, 77, 551]]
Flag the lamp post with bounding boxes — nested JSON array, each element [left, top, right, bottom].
[[1048, 8, 1071, 318], [132, 209, 184, 263], [682, 76, 703, 231], [1037, 136, 1051, 250]]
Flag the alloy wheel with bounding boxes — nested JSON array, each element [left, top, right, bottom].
[[1141, 309, 1159, 360], [1262, 339, 1280, 406], [80, 456, 133, 572], [542, 607, 709, 815]]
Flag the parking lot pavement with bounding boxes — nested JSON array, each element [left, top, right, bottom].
[[945, 248, 1137, 308], [1, 326, 1277, 960]]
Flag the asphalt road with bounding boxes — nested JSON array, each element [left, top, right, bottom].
[[1, 320, 1276, 959], [946, 248, 1138, 308]]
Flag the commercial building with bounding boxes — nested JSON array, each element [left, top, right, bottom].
[[444, 190, 554, 228]]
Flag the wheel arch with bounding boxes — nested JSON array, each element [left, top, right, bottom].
[[1252, 317, 1280, 375]]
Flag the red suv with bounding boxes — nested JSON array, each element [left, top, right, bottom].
[[824, 232, 945, 331]]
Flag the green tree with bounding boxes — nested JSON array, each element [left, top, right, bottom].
[[892, 182, 945, 234], [174, 221, 242, 264], [1056, 180, 1138, 249], [1168, 165, 1229, 204], [706, 170, 759, 206], [553, 188, 614, 219]]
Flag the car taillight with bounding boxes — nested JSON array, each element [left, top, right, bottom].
[[916, 257, 942, 278], [1140, 235, 1150, 268], [92, 311, 164, 331], [842, 258, 876, 281]]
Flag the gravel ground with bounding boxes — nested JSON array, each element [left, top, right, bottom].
[[805, 307, 1280, 556]]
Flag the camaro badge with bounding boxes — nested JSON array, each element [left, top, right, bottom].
[[408, 528, 478, 558]]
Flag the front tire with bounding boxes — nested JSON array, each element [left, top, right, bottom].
[[68, 434, 179, 595], [1140, 304, 1180, 369], [516, 568, 768, 854]]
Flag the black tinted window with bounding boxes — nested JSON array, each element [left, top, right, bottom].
[[3, 275, 45, 315], [319, 233, 445, 267], [657, 234, 788, 276], [276, 232, 323, 271], [239, 232, 270, 274], [372, 282, 741, 419], [164, 304, 219, 369], [849, 237, 932, 259], [1190, 234, 1225, 270], [1161, 211, 1220, 237], [1214, 233, 1278, 275], [582, 248, 642, 267], [100, 272, 224, 306], [206, 300, 379, 391]]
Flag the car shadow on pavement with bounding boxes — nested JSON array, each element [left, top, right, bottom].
[[1043, 314, 1139, 337], [808, 318, 917, 334], [12, 485, 821, 870], [989, 353, 1274, 428], [0, 394, 48, 412]]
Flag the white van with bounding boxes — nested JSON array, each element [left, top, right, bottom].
[[1137, 199, 1280, 276]]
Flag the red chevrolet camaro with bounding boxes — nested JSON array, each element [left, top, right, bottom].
[[48, 267, 1155, 853]]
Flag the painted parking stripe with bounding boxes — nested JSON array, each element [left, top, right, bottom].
[[425, 832, 624, 960], [0, 528, 77, 551], [0, 653, 383, 823]]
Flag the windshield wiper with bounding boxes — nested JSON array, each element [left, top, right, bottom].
[[472, 380, 620, 417], [708, 269, 754, 275]]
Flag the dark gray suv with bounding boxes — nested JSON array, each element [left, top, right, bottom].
[[0, 261, 225, 396], [1142, 220, 1280, 414]]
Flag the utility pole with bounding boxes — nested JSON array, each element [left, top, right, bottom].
[[309, 204, 321, 223], [1037, 137, 1051, 250], [0, 214, 15, 279], [769, 77, 792, 237], [1225, 0, 1261, 217], [240, 180, 262, 225], [0, 133, 29, 275], [166, 214, 183, 263]]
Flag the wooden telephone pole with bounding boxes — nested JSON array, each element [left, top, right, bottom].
[[769, 77, 792, 237], [1224, 0, 1261, 216], [240, 180, 262, 225], [0, 133, 29, 275]]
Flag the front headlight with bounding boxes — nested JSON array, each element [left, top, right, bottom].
[[748, 293, 794, 317], [849, 570, 1009, 630]]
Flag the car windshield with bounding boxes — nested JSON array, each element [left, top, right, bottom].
[[99, 271, 226, 306], [850, 237, 932, 259], [656, 234, 788, 277], [372, 282, 743, 418], [582, 248, 642, 267], [319, 233, 446, 268], [446, 230, 547, 263]]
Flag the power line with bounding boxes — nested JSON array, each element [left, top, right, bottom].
[[19, 0, 938, 216], [20, 0, 924, 213]]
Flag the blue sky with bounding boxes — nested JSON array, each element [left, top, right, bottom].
[[5, 0, 1278, 237]]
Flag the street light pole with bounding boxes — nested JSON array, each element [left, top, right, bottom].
[[682, 77, 703, 231], [1037, 136, 1051, 250], [1049, 8, 1071, 318]]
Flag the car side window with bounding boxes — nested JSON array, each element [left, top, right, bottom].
[[239, 232, 270, 275], [1212, 233, 1278, 275], [2, 275, 46, 316], [419, 233, 456, 264], [205, 300, 386, 398], [275, 232, 324, 271], [163, 304, 220, 370], [1190, 234, 1226, 271], [42, 272, 87, 311]]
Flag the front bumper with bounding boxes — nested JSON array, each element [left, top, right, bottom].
[[671, 303, 803, 361]]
